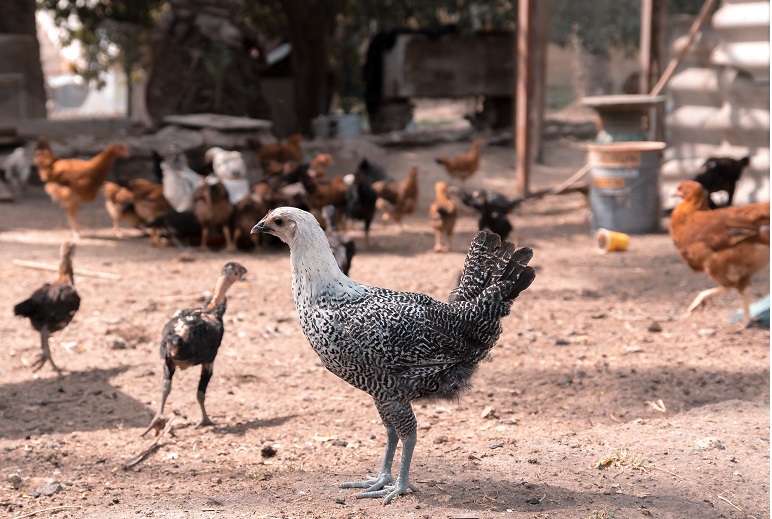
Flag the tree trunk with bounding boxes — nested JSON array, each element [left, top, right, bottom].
[[280, 0, 342, 135], [145, 0, 269, 127], [0, 0, 48, 119]]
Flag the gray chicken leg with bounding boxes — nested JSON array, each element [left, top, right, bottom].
[[341, 401, 419, 504]]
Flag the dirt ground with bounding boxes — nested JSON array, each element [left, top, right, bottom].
[[0, 119, 769, 519]]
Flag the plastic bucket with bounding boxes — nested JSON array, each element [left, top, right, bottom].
[[312, 115, 331, 139], [587, 141, 665, 234], [335, 114, 363, 139]]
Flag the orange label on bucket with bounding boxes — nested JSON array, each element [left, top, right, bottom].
[[591, 151, 642, 167], [593, 176, 625, 189]]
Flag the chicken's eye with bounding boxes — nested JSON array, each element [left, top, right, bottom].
[[274, 217, 284, 226]]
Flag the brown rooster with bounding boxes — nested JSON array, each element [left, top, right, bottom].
[[373, 165, 419, 227], [435, 139, 483, 184], [14, 242, 80, 376], [670, 180, 770, 326], [34, 137, 129, 238], [429, 180, 458, 252]]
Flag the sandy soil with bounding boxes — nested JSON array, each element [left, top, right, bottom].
[[0, 126, 769, 519]]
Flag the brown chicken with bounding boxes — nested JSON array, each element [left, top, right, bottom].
[[670, 180, 770, 326], [435, 139, 483, 184], [34, 137, 129, 237], [373, 165, 419, 227], [251, 133, 304, 173], [103, 181, 143, 236], [103, 180, 172, 237], [193, 179, 234, 251], [428, 181, 458, 252]]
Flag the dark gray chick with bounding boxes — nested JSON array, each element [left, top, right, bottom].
[[142, 262, 247, 436]]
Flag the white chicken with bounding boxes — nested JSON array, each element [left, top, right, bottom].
[[160, 147, 204, 212], [205, 147, 249, 205], [2, 145, 32, 195]]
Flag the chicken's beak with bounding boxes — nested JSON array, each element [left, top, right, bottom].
[[251, 219, 270, 235]]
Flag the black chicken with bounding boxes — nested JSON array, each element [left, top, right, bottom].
[[321, 204, 356, 276], [345, 168, 378, 246], [14, 242, 80, 376], [252, 207, 535, 505], [693, 156, 750, 209], [142, 262, 247, 436], [142, 210, 203, 248], [458, 189, 524, 241]]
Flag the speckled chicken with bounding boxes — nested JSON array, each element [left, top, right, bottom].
[[142, 262, 247, 436], [429, 181, 457, 252], [14, 242, 80, 376], [251, 207, 535, 504]]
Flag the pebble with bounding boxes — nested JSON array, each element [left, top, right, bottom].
[[37, 481, 63, 496]]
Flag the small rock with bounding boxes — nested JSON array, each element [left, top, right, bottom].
[[554, 338, 570, 346], [698, 328, 716, 337], [647, 322, 662, 333], [489, 443, 503, 449], [7, 473, 23, 489], [433, 435, 449, 444], [335, 498, 345, 505], [37, 481, 63, 496], [260, 445, 277, 458], [176, 252, 195, 263], [106, 335, 127, 350], [695, 437, 725, 450], [331, 439, 348, 447]]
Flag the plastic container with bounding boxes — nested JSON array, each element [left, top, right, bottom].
[[587, 141, 666, 234]]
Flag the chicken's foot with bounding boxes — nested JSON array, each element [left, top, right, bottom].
[[356, 435, 418, 505], [686, 286, 728, 314], [32, 328, 63, 376]]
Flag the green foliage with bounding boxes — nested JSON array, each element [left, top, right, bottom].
[[36, 0, 162, 86]]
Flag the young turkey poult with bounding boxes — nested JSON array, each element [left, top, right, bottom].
[[142, 262, 247, 436], [251, 207, 535, 504], [14, 242, 80, 376]]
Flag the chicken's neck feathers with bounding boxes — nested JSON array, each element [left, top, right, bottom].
[[289, 228, 364, 307]]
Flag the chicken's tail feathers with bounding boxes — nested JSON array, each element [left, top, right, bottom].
[[449, 230, 534, 304], [14, 298, 37, 318]]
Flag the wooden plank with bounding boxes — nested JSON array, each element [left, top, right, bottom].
[[162, 113, 273, 132]]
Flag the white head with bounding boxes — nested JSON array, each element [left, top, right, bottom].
[[252, 206, 361, 302], [251, 206, 324, 248]]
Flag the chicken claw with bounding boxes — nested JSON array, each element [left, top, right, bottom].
[[341, 473, 394, 492], [354, 478, 418, 505], [195, 416, 214, 429], [140, 415, 167, 437]]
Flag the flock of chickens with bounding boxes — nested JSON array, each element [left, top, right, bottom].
[[8, 131, 770, 505]]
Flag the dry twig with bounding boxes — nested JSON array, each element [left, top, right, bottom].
[[11, 505, 82, 519], [13, 259, 121, 280], [123, 417, 175, 469]]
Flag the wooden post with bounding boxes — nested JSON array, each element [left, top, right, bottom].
[[640, 0, 654, 95], [531, 1, 550, 164], [650, 0, 717, 96], [515, 0, 534, 197]]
